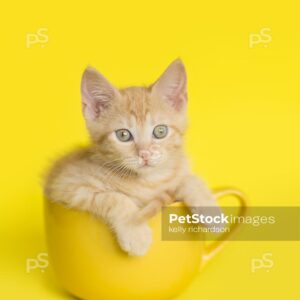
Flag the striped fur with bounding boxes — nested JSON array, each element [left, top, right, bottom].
[[44, 60, 219, 256]]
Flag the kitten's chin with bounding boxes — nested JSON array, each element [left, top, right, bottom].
[[136, 165, 154, 173], [133, 164, 160, 177], [136, 161, 172, 177]]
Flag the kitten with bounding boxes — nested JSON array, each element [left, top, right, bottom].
[[44, 59, 220, 256]]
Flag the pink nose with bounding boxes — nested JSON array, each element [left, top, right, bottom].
[[139, 150, 151, 161]]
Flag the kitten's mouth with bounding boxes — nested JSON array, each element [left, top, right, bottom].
[[138, 156, 160, 169], [138, 157, 151, 168], [140, 161, 153, 168]]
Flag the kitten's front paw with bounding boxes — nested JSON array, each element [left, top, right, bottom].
[[116, 222, 152, 256]]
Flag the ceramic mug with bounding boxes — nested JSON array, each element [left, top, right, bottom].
[[45, 188, 247, 300]]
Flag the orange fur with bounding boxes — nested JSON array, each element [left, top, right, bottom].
[[44, 59, 220, 256]]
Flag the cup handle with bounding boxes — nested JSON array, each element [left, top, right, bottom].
[[201, 188, 248, 267]]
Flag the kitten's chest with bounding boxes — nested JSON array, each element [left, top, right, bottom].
[[127, 184, 166, 204], [95, 162, 187, 205], [117, 173, 182, 205]]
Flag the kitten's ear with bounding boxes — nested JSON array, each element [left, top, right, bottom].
[[151, 59, 187, 111], [81, 66, 120, 120]]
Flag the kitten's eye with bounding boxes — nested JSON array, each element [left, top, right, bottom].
[[115, 129, 133, 142], [153, 125, 168, 139]]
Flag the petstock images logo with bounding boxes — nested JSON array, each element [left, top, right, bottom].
[[161, 206, 300, 241]]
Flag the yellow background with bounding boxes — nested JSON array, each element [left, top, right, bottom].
[[0, 1, 299, 299]]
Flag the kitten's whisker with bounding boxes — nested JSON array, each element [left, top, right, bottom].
[[104, 164, 125, 183]]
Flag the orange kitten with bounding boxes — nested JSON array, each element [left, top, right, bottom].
[[44, 59, 220, 256]]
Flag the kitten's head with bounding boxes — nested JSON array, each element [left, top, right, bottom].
[[81, 59, 188, 176]]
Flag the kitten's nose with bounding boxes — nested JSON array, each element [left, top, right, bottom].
[[139, 150, 151, 161]]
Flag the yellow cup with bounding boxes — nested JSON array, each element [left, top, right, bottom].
[[45, 188, 247, 300]]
